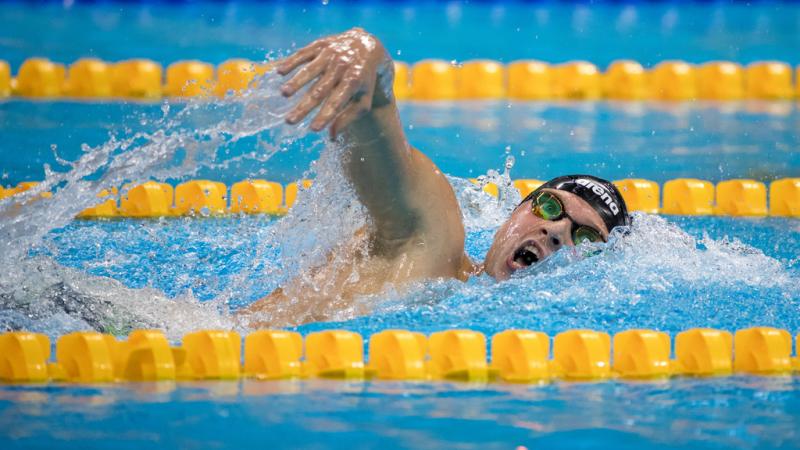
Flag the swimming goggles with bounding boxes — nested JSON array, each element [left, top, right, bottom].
[[530, 191, 604, 244]]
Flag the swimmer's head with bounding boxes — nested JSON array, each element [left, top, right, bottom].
[[484, 175, 631, 280]]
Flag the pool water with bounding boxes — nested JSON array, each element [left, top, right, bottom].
[[3, 101, 799, 186], [14, 213, 800, 337], [2, 1, 799, 68], [2, 1, 800, 449], [2, 377, 800, 449]]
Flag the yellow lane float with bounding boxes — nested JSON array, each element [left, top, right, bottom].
[[3, 327, 800, 384], [3, 57, 798, 101], [662, 178, 714, 215], [410, 59, 458, 100], [507, 60, 551, 100], [552, 61, 601, 100], [244, 330, 303, 380], [458, 60, 506, 99], [613, 179, 660, 214], [715, 179, 767, 217], [230, 180, 283, 214], [174, 180, 227, 215], [392, 61, 410, 100], [734, 327, 793, 375], [5, 177, 800, 219], [0, 332, 52, 382], [15, 58, 65, 98], [650, 60, 696, 101], [304, 330, 367, 379], [552, 329, 611, 380], [697, 61, 744, 100], [769, 178, 800, 217], [428, 330, 492, 381], [368, 330, 427, 380], [110, 330, 177, 381], [166, 60, 215, 98], [56, 331, 116, 383], [0, 60, 11, 97], [215, 59, 268, 97], [468, 178, 500, 197], [674, 328, 732, 376], [119, 181, 174, 217], [65, 58, 112, 98], [613, 329, 671, 379], [513, 179, 544, 198], [77, 187, 119, 218], [745, 61, 794, 100], [491, 329, 550, 382], [603, 60, 648, 100], [111, 59, 163, 99], [181, 330, 242, 380]]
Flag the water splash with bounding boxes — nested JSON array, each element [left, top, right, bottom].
[[0, 67, 345, 337], [312, 213, 800, 336]]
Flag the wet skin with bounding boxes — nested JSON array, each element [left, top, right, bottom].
[[242, 28, 609, 326]]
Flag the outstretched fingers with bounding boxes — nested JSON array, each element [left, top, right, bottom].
[[280, 53, 331, 97], [285, 64, 347, 125], [276, 42, 322, 76], [310, 69, 373, 131]]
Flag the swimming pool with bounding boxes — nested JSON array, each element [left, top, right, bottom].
[[2, 1, 800, 449]]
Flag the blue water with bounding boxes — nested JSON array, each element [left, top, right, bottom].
[[2, 378, 800, 450], [2, 1, 800, 449], [30, 214, 800, 333], [2, 101, 799, 186], [1, 1, 800, 67]]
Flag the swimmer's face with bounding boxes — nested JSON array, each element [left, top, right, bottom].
[[484, 189, 609, 280]]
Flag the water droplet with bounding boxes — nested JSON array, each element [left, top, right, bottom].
[[505, 155, 515, 171]]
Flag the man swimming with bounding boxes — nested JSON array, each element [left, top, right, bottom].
[[242, 28, 630, 326]]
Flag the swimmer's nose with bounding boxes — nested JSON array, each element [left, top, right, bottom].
[[539, 221, 571, 252]]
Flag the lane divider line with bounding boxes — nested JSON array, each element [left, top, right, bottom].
[[1, 327, 797, 383], [2, 177, 798, 218], [1, 58, 798, 101]]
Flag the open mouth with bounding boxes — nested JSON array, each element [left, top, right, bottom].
[[508, 241, 540, 270]]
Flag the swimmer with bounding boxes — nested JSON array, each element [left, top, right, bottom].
[[242, 28, 630, 326]]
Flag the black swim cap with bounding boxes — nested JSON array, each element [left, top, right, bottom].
[[521, 175, 632, 233]]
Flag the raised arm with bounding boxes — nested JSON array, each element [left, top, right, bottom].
[[278, 28, 423, 250]]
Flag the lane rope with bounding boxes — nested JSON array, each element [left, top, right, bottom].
[[2, 177, 798, 218], [1, 58, 798, 101], [1, 327, 797, 383]]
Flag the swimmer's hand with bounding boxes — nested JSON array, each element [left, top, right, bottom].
[[277, 27, 394, 138]]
